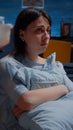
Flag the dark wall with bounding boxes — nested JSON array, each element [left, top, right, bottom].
[[0, 0, 73, 36]]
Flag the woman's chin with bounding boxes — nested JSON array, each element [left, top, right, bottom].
[[40, 48, 47, 54], [43, 45, 48, 51], [42, 43, 49, 49]]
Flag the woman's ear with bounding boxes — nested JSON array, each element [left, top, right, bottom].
[[19, 29, 25, 41]]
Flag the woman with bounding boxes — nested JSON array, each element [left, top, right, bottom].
[[1, 7, 73, 130]]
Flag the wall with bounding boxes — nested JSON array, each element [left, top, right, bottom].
[[44, 0, 73, 37], [0, 0, 73, 36]]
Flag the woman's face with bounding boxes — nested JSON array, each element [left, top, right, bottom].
[[19, 16, 51, 55]]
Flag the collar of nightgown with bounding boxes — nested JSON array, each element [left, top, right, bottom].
[[21, 52, 56, 70]]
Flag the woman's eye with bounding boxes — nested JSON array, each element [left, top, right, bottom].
[[34, 27, 51, 34], [35, 28, 44, 34]]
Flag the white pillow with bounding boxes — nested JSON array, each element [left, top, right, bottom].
[[0, 23, 13, 48]]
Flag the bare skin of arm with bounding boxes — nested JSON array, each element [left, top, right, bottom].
[[12, 85, 69, 118]]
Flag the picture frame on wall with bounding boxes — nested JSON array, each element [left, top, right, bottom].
[[61, 23, 71, 37], [22, 0, 44, 8]]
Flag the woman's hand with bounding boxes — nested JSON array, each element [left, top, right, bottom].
[[12, 105, 25, 118]]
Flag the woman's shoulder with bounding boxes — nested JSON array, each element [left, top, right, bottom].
[[0, 55, 23, 66], [46, 52, 56, 64], [0, 55, 24, 79], [45, 53, 65, 74], [45, 53, 64, 68], [46, 53, 61, 64]]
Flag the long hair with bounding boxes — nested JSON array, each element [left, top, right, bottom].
[[14, 7, 52, 57]]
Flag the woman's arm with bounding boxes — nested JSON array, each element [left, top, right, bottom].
[[13, 85, 68, 117]]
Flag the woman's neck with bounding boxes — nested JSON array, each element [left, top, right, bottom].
[[25, 54, 46, 64]]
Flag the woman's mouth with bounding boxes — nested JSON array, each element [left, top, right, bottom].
[[41, 42, 48, 47]]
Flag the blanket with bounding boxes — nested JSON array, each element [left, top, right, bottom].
[[18, 91, 73, 130]]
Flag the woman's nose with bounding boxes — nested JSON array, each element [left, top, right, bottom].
[[42, 31, 50, 41], [44, 31, 50, 38]]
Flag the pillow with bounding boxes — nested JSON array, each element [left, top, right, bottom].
[[0, 22, 13, 49]]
